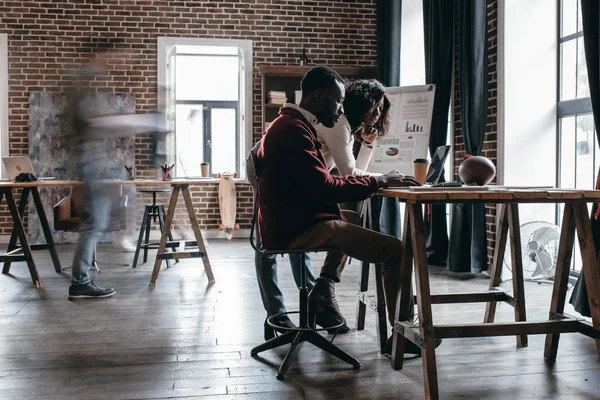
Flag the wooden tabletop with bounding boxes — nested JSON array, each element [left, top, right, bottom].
[[0, 179, 218, 188], [378, 186, 600, 204]]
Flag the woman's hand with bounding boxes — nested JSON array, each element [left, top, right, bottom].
[[360, 123, 379, 145]]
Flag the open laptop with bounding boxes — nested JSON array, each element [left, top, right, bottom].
[[425, 145, 452, 185], [178, 155, 210, 179], [2, 156, 56, 181]]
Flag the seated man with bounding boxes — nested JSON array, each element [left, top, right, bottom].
[[256, 66, 423, 354]]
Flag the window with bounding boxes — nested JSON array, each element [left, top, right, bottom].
[[400, 0, 452, 182], [157, 38, 252, 178], [0, 34, 8, 178], [557, 0, 595, 272], [557, 0, 594, 191]]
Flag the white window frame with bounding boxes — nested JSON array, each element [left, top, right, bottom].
[[0, 34, 8, 178], [157, 37, 253, 180]]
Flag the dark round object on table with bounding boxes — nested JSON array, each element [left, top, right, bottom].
[[458, 156, 496, 186]]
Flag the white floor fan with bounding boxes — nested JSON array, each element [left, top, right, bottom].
[[503, 221, 561, 283]]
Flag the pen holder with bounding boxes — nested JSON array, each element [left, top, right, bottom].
[[160, 164, 173, 181], [125, 164, 136, 180]]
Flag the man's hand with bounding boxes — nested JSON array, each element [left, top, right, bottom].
[[376, 172, 420, 188]]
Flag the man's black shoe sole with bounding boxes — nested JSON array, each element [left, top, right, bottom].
[[68, 291, 116, 299]]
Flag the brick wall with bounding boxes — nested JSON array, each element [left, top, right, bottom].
[[0, 0, 377, 236], [452, 0, 499, 267]]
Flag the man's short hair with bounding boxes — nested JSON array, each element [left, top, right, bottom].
[[301, 66, 344, 94]]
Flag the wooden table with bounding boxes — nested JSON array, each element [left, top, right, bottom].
[[379, 187, 600, 400], [0, 179, 214, 288], [0, 180, 73, 288]]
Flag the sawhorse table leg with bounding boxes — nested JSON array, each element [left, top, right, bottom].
[[0, 188, 42, 288], [150, 184, 214, 286]]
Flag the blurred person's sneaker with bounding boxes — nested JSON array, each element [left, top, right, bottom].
[[68, 282, 116, 299]]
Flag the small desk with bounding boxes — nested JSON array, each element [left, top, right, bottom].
[[0, 180, 74, 288], [0, 179, 214, 288], [379, 187, 600, 400], [128, 180, 215, 286]]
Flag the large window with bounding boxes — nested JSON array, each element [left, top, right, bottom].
[[557, 0, 595, 191], [0, 34, 8, 178], [557, 0, 595, 272], [158, 38, 252, 178]]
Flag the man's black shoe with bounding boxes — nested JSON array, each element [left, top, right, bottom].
[[264, 314, 296, 341], [382, 335, 442, 358], [308, 278, 347, 331], [68, 282, 116, 299], [314, 312, 350, 334]]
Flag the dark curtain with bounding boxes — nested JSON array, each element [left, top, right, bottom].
[[422, 0, 454, 266], [447, 0, 489, 273], [570, 0, 600, 317], [377, 0, 402, 86], [372, 0, 403, 239]]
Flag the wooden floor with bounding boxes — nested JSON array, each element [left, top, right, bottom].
[[0, 239, 598, 400]]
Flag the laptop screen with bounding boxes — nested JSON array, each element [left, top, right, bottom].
[[425, 145, 451, 185], [2, 156, 36, 180]]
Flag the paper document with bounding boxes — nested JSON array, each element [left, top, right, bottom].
[[368, 85, 435, 176]]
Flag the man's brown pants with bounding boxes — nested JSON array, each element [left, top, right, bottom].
[[286, 210, 403, 327]]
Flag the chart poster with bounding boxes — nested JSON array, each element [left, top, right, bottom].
[[368, 84, 435, 175]]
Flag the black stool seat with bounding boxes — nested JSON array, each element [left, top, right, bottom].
[[132, 189, 176, 268]]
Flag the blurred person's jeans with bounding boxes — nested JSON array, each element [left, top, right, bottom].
[[255, 252, 317, 316], [71, 162, 111, 285]]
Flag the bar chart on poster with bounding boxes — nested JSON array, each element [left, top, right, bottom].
[[367, 84, 435, 176]]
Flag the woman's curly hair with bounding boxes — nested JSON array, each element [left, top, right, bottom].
[[343, 79, 391, 137]]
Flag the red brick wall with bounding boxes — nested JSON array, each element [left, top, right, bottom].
[[0, 0, 377, 235], [452, 0, 499, 267]]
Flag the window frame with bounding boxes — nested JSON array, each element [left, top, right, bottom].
[[157, 37, 252, 180]]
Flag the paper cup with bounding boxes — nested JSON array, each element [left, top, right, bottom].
[[413, 158, 430, 185]]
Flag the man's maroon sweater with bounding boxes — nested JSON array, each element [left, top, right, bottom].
[[256, 107, 379, 250]]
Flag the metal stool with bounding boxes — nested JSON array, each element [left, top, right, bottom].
[[132, 189, 176, 268]]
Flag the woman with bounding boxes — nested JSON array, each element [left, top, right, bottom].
[[317, 78, 391, 177]]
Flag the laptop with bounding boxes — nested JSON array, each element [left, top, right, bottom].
[[425, 145, 452, 185], [2, 156, 56, 181], [178, 155, 210, 179]]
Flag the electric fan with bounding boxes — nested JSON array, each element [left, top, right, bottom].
[[503, 221, 561, 281]]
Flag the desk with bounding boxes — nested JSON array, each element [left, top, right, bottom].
[[131, 180, 215, 286], [0, 179, 214, 288], [379, 187, 600, 400], [0, 180, 73, 288]]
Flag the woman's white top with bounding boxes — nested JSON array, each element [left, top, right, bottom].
[[316, 115, 378, 176]]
